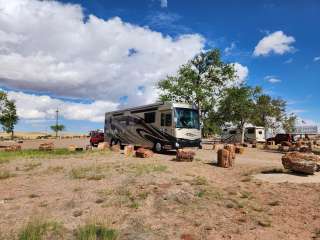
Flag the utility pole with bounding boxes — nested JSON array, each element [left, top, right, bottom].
[[55, 109, 59, 138]]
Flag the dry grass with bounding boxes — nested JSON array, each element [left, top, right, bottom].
[[75, 221, 118, 240], [126, 163, 168, 176], [70, 165, 110, 180], [18, 218, 63, 240], [0, 169, 14, 180]]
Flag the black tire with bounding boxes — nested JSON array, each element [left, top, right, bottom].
[[110, 139, 117, 146], [154, 142, 163, 153]]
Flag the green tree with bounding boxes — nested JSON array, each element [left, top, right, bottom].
[[251, 94, 286, 135], [0, 91, 19, 140], [217, 86, 261, 143], [158, 49, 236, 135], [282, 114, 297, 133], [50, 124, 65, 138]]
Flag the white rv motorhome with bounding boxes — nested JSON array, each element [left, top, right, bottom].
[[104, 102, 201, 152], [221, 126, 266, 143]]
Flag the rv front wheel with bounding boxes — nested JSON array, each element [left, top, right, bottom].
[[154, 142, 162, 153]]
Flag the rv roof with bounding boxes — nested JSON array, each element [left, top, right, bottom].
[[105, 102, 195, 115]]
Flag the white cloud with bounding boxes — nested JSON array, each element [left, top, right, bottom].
[[7, 91, 118, 122], [160, 0, 168, 8], [0, 0, 204, 121], [314, 56, 320, 62], [233, 62, 249, 84], [224, 42, 236, 55], [264, 75, 281, 83], [253, 31, 295, 56]]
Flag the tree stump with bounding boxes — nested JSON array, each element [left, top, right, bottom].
[[217, 149, 233, 168]]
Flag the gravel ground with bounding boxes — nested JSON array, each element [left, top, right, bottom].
[[0, 144, 320, 239]]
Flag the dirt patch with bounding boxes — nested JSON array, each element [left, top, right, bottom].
[[0, 146, 320, 239], [254, 172, 320, 183]]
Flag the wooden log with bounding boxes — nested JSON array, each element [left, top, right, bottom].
[[202, 144, 214, 150], [124, 145, 134, 157], [281, 141, 292, 147], [135, 148, 153, 158], [217, 149, 233, 168], [235, 147, 244, 154], [39, 142, 54, 151], [4, 145, 21, 152], [224, 144, 236, 159], [110, 144, 120, 152], [176, 149, 195, 162], [97, 142, 109, 150]]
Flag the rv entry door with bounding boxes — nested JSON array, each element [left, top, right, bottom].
[[160, 110, 173, 136]]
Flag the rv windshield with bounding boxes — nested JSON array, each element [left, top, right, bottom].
[[175, 108, 200, 129]]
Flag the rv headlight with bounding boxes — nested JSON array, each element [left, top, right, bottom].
[[175, 142, 180, 148]]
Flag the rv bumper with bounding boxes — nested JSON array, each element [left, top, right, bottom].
[[175, 138, 202, 149]]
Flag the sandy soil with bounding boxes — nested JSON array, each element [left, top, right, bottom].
[[0, 147, 320, 239], [0, 138, 89, 150]]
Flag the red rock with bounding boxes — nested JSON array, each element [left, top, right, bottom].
[[180, 234, 195, 240]]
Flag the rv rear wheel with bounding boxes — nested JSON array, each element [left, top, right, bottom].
[[110, 139, 117, 146], [154, 142, 162, 153]]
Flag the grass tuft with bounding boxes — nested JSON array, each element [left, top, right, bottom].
[[127, 163, 167, 176], [23, 161, 42, 171], [75, 222, 118, 240], [70, 165, 109, 180], [0, 170, 14, 180], [18, 219, 62, 240], [0, 148, 85, 163], [190, 176, 208, 185]]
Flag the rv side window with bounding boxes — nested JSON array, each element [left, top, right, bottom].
[[247, 128, 255, 134], [161, 113, 172, 126], [229, 130, 236, 134], [144, 112, 156, 123], [258, 131, 263, 135]]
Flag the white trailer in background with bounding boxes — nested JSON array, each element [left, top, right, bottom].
[[221, 126, 266, 143]]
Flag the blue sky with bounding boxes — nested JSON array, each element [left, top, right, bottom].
[[0, 0, 319, 133]]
